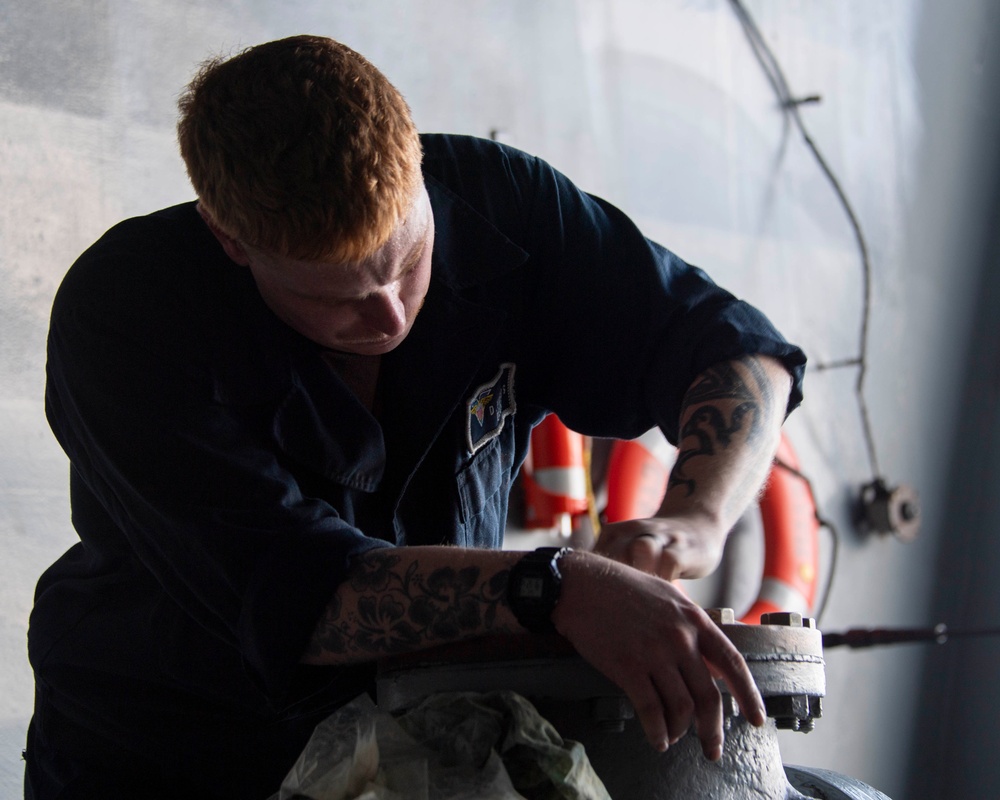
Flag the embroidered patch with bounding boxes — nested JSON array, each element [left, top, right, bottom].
[[466, 363, 517, 454]]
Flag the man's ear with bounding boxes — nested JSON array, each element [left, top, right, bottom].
[[196, 203, 252, 266]]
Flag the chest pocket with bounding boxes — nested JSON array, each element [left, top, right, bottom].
[[456, 428, 516, 548]]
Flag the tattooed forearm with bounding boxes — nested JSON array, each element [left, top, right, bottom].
[[681, 356, 773, 442], [305, 551, 515, 662], [668, 356, 777, 497]]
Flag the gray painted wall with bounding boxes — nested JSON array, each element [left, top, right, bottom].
[[1, 1, 995, 797]]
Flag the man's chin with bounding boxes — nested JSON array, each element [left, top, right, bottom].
[[332, 336, 405, 356]]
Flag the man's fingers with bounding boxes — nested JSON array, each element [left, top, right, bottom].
[[628, 661, 724, 759], [626, 533, 661, 573], [624, 676, 670, 752], [556, 550, 765, 764], [626, 533, 682, 580], [679, 658, 725, 760], [650, 668, 695, 746], [701, 628, 766, 726]]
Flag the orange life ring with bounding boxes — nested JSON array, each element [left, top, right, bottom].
[[602, 429, 675, 524], [521, 414, 589, 532], [602, 430, 820, 624], [740, 432, 819, 623]]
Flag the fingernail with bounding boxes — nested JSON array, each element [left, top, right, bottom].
[[656, 738, 669, 753]]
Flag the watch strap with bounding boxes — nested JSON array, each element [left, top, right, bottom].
[[507, 546, 571, 634]]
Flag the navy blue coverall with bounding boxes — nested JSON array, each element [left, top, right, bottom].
[[25, 134, 806, 798]]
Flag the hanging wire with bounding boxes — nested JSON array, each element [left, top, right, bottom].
[[726, 0, 882, 479]]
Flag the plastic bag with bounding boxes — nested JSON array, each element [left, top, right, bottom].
[[276, 691, 610, 800]]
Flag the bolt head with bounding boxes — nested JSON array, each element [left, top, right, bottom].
[[759, 612, 817, 629], [764, 694, 820, 734], [761, 612, 803, 627], [706, 608, 736, 625]]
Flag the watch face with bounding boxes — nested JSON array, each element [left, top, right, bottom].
[[519, 575, 545, 599], [508, 548, 569, 634]]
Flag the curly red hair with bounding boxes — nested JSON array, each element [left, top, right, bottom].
[[178, 35, 423, 262]]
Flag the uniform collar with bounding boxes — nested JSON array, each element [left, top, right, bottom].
[[270, 179, 528, 498], [424, 175, 528, 290]]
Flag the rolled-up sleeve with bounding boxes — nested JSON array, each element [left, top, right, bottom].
[[468, 141, 806, 443]]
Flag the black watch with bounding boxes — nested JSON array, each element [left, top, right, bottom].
[[507, 547, 571, 634]]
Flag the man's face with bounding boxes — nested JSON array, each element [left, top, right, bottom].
[[242, 188, 434, 355]]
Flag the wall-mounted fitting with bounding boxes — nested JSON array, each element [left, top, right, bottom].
[[858, 479, 920, 542]]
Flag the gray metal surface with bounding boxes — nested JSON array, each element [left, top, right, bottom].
[[786, 765, 893, 800], [377, 654, 624, 714], [376, 619, 837, 799]]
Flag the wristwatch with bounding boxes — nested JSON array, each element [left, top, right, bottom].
[[507, 547, 572, 633]]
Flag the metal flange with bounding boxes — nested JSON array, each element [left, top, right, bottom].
[[707, 609, 825, 733]]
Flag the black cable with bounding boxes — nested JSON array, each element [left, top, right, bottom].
[[823, 624, 1000, 650], [726, 0, 881, 479]]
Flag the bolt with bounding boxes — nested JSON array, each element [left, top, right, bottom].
[[764, 694, 819, 734], [760, 611, 816, 629], [761, 611, 802, 627], [597, 720, 625, 733], [592, 696, 633, 733], [706, 608, 736, 625], [809, 696, 823, 719], [900, 501, 917, 521]]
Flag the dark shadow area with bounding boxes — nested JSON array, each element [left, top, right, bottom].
[[907, 5, 1000, 797]]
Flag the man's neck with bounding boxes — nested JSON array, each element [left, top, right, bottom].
[[322, 350, 382, 414]]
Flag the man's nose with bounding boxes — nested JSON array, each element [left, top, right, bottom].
[[363, 283, 407, 336]]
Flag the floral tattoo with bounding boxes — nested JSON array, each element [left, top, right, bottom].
[[307, 553, 512, 659]]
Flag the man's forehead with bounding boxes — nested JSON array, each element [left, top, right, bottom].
[[375, 188, 431, 262], [354, 188, 431, 280], [249, 187, 434, 300], [254, 187, 431, 280]]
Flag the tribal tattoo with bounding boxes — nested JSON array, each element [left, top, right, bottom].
[[669, 356, 775, 498], [306, 552, 513, 659]]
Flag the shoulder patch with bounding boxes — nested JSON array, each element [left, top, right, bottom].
[[466, 363, 517, 454]]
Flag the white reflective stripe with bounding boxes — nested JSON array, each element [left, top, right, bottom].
[[635, 428, 676, 469], [757, 577, 810, 615], [533, 467, 588, 500]]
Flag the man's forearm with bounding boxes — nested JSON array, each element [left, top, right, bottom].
[[301, 546, 524, 665], [301, 540, 769, 759], [660, 354, 791, 529]]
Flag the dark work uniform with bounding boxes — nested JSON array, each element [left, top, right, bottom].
[[24, 134, 805, 799]]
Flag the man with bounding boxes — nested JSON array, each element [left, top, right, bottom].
[[25, 35, 805, 799]]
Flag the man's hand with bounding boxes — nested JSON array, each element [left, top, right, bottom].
[[571, 354, 791, 753], [303, 544, 764, 759], [596, 355, 792, 580], [592, 515, 726, 580], [301, 358, 791, 759], [551, 550, 766, 760]]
